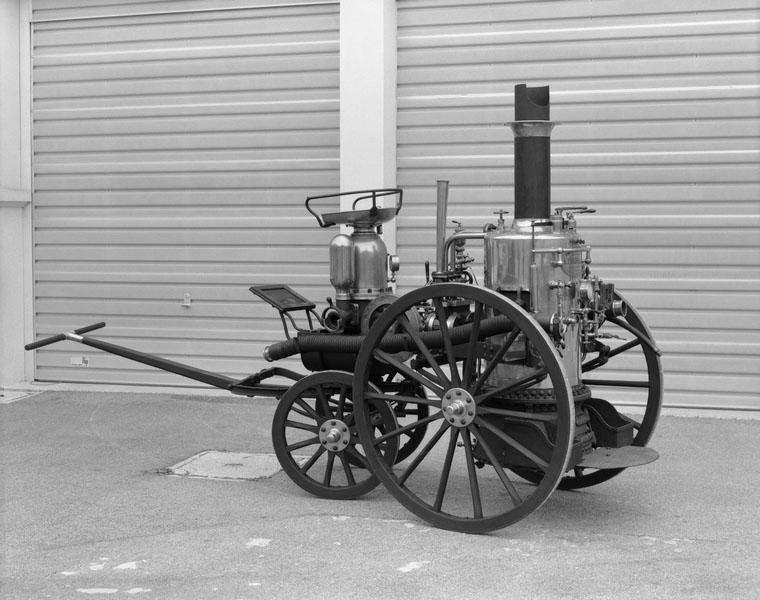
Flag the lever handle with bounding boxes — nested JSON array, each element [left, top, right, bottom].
[[25, 322, 106, 351], [554, 206, 596, 215]]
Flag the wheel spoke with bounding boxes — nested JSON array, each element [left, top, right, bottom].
[[287, 435, 321, 452], [336, 384, 348, 419], [433, 298, 461, 386], [364, 391, 441, 408], [338, 452, 356, 486], [284, 419, 319, 433], [478, 406, 557, 423], [470, 424, 522, 504], [323, 452, 335, 486], [373, 349, 444, 397], [462, 301, 484, 385], [398, 314, 451, 386], [372, 412, 443, 447], [289, 405, 315, 420], [400, 407, 429, 417], [607, 316, 660, 355], [605, 338, 642, 359], [433, 428, 459, 511], [314, 385, 332, 416], [582, 338, 641, 372], [461, 429, 483, 519], [294, 398, 323, 423], [582, 338, 641, 373], [471, 328, 521, 395], [298, 445, 326, 473], [344, 445, 370, 469], [397, 421, 450, 486], [475, 368, 548, 404], [416, 367, 448, 388], [474, 416, 549, 470]]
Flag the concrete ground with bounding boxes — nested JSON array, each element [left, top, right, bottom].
[[1, 389, 758, 600]]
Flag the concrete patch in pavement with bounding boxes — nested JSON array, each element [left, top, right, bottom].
[[162, 450, 294, 481]]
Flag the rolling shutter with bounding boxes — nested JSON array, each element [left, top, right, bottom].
[[31, 1, 339, 385], [396, 0, 760, 409]]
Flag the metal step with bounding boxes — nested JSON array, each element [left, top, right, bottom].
[[577, 445, 659, 469]]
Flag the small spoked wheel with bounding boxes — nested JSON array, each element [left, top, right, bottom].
[[272, 370, 398, 500], [353, 284, 574, 533], [554, 292, 663, 490]]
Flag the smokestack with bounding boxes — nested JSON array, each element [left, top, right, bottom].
[[510, 84, 554, 220]]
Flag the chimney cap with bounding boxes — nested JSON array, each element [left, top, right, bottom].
[[515, 84, 550, 121]]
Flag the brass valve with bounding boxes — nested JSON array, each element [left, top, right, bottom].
[[492, 209, 509, 226]]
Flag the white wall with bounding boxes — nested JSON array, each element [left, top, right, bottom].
[[0, 0, 33, 387], [340, 0, 397, 252]]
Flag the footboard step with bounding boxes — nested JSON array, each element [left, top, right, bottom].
[[576, 446, 659, 469]]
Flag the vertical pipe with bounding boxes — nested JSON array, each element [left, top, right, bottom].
[[435, 180, 449, 272]]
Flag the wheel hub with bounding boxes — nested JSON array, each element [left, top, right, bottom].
[[319, 419, 351, 452], [441, 388, 476, 427]]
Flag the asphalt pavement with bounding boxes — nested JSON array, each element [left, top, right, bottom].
[[1, 390, 758, 599]]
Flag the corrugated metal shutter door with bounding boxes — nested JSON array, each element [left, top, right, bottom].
[[397, 0, 760, 409], [31, 1, 339, 385]]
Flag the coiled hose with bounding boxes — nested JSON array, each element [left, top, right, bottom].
[[264, 315, 512, 362]]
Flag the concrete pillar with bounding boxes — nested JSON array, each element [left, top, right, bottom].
[[0, 0, 33, 386], [339, 0, 397, 252]]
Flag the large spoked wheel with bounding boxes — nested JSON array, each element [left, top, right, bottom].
[[552, 292, 662, 490], [353, 284, 574, 533], [272, 371, 398, 500]]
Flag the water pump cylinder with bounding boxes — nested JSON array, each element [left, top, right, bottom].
[[329, 233, 354, 300], [351, 227, 389, 300]]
